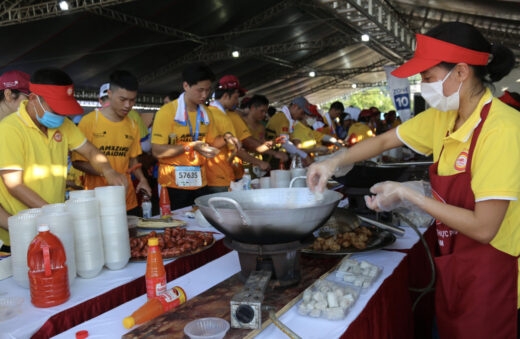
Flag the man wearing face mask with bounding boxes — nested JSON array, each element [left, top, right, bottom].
[[0, 68, 128, 246], [308, 22, 519, 338]]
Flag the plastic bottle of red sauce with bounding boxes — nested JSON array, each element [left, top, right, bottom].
[[145, 237, 166, 299], [123, 286, 186, 329], [27, 225, 70, 307], [159, 186, 171, 217]]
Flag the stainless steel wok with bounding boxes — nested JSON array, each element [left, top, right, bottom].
[[195, 187, 342, 244]]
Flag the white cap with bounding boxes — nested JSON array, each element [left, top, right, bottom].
[[38, 224, 50, 232], [99, 83, 110, 99]]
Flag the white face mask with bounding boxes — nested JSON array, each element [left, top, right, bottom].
[[420, 69, 463, 112]]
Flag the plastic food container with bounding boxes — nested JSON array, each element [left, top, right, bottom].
[[297, 279, 359, 320], [0, 296, 24, 322], [184, 317, 230, 339]]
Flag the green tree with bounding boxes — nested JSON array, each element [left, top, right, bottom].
[[322, 87, 395, 113]]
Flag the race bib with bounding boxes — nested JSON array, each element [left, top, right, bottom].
[[175, 166, 202, 187]]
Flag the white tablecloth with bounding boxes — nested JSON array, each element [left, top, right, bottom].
[[255, 250, 407, 339], [53, 251, 241, 338], [0, 207, 223, 339]]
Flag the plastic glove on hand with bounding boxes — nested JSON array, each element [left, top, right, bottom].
[[364, 181, 417, 212]]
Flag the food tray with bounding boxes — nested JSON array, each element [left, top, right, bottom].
[[130, 230, 214, 262], [301, 226, 395, 255], [137, 217, 187, 229]]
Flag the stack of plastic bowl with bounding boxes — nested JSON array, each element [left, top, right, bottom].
[[66, 196, 105, 278], [41, 203, 67, 214], [95, 186, 130, 270], [8, 209, 41, 288], [37, 209, 76, 286], [68, 190, 95, 200]]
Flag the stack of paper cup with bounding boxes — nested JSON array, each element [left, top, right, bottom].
[[68, 189, 95, 200], [41, 203, 66, 214], [9, 211, 41, 288], [270, 170, 291, 188], [66, 197, 105, 278], [37, 210, 76, 286], [259, 177, 271, 189], [95, 186, 130, 270]]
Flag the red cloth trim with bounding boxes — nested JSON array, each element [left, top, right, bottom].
[[31, 239, 230, 339], [392, 34, 490, 77], [29, 82, 83, 116]]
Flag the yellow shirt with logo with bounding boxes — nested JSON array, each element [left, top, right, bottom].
[[206, 105, 238, 187], [292, 121, 325, 149], [227, 110, 253, 180], [0, 101, 86, 244], [72, 110, 141, 210], [151, 100, 211, 190], [397, 88, 520, 306], [265, 111, 290, 140]]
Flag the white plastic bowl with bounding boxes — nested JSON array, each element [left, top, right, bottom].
[[184, 317, 230, 339]]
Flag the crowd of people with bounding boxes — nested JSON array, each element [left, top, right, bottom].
[[0, 61, 402, 250]]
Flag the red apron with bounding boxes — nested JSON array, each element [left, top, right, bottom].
[[429, 101, 518, 339]]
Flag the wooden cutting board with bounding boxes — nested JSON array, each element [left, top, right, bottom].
[[123, 255, 342, 338]]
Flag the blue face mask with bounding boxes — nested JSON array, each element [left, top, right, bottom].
[[36, 96, 65, 128]]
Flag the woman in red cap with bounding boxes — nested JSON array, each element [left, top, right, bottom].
[[0, 70, 30, 121], [308, 22, 518, 338]]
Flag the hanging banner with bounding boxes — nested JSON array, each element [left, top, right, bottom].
[[384, 66, 412, 121]]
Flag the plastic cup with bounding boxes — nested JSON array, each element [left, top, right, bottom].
[[95, 186, 126, 208], [184, 318, 230, 339], [270, 170, 291, 188], [68, 190, 95, 200]]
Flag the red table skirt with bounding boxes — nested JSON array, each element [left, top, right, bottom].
[[341, 254, 414, 339], [32, 239, 230, 339]]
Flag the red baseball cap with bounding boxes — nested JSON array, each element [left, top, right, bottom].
[[29, 82, 83, 116], [0, 70, 30, 94], [392, 34, 490, 78], [217, 75, 247, 96]]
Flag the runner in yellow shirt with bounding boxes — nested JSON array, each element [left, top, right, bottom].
[[206, 75, 243, 192], [72, 71, 151, 213], [151, 63, 219, 210], [0, 68, 127, 247]]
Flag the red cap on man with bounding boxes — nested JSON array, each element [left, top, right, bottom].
[[0, 70, 30, 94], [217, 75, 247, 96]]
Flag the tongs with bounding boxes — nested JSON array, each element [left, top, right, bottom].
[[357, 215, 405, 237]]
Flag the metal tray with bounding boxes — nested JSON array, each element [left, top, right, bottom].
[[130, 231, 215, 262], [301, 226, 396, 255]]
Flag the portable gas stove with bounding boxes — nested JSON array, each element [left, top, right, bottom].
[[224, 237, 312, 288]]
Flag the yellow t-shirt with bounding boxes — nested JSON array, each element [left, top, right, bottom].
[[265, 111, 290, 140], [72, 110, 141, 210], [347, 122, 374, 142], [151, 100, 211, 190], [0, 101, 86, 244], [397, 88, 520, 306], [292, 121, 325, 149], [227, 111, 253, 180], [127, 109, 149, 140], [206, 105, 238, 187]]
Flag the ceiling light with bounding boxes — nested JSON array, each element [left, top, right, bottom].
[[309, 71, 316, 77], [361, 34, 370, 42], [232, 50, 240, 58], [502, 87, 509, 92], [59, 1, 69, 10], [351, 84, 357, 88], [516, 78, 520, 83]]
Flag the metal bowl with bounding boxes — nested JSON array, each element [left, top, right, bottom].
[[195, 187, 342, 244]]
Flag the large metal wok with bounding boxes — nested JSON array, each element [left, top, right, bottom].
[[195, 187, 342, 244]]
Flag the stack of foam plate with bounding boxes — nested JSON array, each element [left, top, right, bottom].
[[8, 210, 41, 288], [95, 186, 130, 270], [66, 197, 105, 278], [37, 210, 76, 286]]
